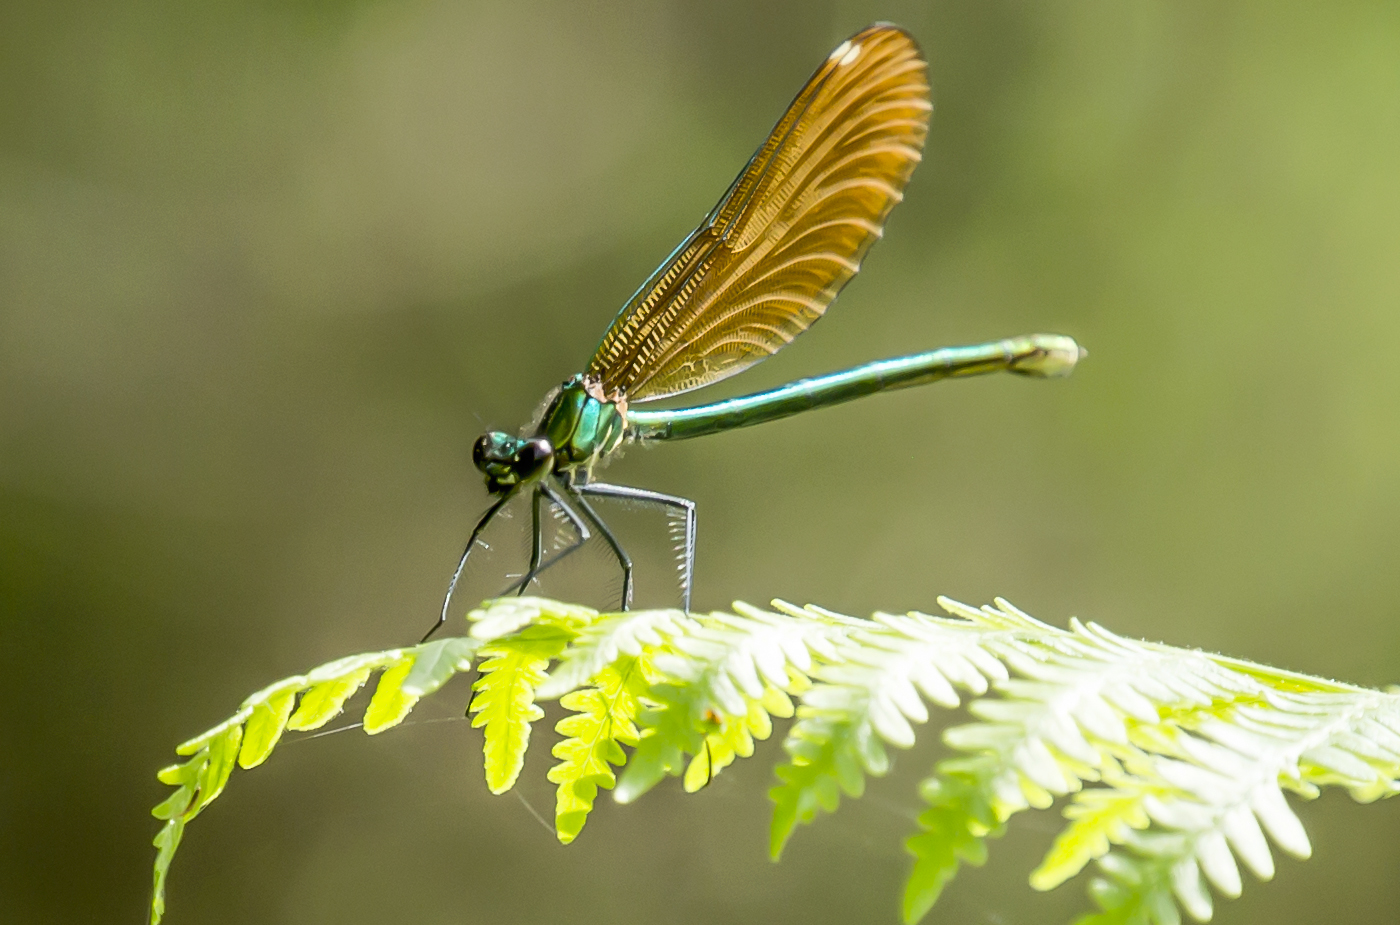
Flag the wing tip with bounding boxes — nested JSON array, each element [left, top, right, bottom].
[[850, 22, 924, 55], [833, 25, 927, 88]]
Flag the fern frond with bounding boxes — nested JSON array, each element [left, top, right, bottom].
[[1032, 774, 1153, 892], [148, 637, 480, 924], [899, 600, 1249, 921], [536, 608, 690, 700], [903, 757, 999, 922], [151, 595, 1400, 925], [614, 604, 834, 803], [771, 602, 1011, 858], [534, 608, 690, 839], [1069, 686, 1400, 923], [915, 599, 1400, 925], [690, 683, 795, 792], [465, 597, 592, 794], [470, 624, 575, 793], [547, 657, 651, 842]]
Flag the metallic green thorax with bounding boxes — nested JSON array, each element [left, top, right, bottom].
[[540, 376, 626, 470], [471, 375, 626, 494]]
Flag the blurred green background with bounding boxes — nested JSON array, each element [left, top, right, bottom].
[[4, 1, 1400, 923]]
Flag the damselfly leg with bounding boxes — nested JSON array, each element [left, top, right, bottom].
[[495, 481, 696, 614], [423, 489, 516, 642], [563, 486, 633, 611], [579, 483, 695, 612], [500, 480, 590, 597]]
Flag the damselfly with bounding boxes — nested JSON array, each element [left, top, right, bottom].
[[423, 24, 1084, 640]]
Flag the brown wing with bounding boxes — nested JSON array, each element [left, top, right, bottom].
[[587, 24, 930, 403]]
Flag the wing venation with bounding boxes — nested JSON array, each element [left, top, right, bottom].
[[587, 25, 930, 403]]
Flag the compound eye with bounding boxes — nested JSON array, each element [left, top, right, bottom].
[[517, 438, 553, 471], [472, 434, 491, 470]]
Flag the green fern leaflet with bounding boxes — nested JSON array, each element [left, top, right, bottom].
[[150, 597, 1400, 925]]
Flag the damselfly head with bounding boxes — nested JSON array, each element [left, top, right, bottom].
[[472, 431, 554, 493]]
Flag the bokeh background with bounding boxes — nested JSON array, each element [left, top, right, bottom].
[[4, 1, 1400, 923]]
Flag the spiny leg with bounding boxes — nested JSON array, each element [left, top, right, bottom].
[[424, 488, 515, 642], [497, 480, 590, 597], [564, 484, 633, 611], [579, 482, 696, 612]]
